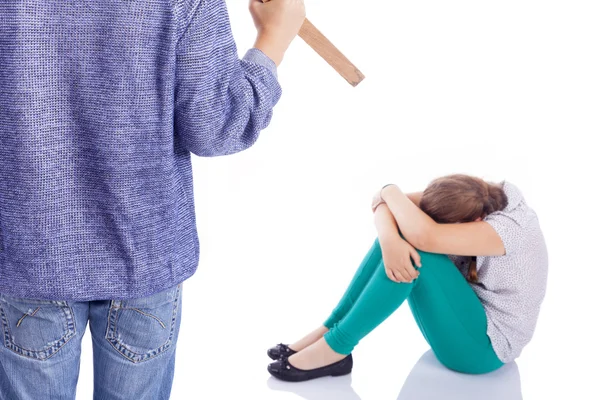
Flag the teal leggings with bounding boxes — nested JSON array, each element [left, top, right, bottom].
[[323, 237, 503, 374]]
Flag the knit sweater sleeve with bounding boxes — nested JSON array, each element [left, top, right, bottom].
[[174, 0, 282, 157]]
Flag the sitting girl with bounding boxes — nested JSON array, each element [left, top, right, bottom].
[[266, 174, 548, 382]]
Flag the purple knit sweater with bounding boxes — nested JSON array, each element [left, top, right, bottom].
[[0, 0, 282, 300]]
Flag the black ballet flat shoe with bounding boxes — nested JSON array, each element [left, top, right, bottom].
[[267, 343, 297, 360], [267, 354, 353, 382]]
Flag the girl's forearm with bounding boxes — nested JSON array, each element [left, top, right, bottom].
[[374, 203, 400, 245], [380, 185, 436, 249], [406, 192, 423, 207]]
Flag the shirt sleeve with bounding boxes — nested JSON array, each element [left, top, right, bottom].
[[484, 207, 526, 257], [174, 0, 282, 157]]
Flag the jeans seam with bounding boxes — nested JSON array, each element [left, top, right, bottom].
[[0, 295, 67, 306]]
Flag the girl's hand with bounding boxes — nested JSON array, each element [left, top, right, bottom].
[[380, 233, 422, 283], [371, 191, 384, 212]]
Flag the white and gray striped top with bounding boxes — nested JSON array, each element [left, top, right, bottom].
[[449, 181, 548, 363]]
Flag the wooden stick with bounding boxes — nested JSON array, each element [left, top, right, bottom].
[[259, 1, 365, 87], [299, 18, 365, 87]]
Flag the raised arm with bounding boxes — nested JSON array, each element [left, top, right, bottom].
[[377, 185, 506, 257], [174, 0, 304, 157]]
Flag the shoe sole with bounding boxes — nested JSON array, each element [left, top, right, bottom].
[[267, 365, 352, 382]]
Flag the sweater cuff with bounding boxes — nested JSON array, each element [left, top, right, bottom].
[[243, 48, 278, 79]]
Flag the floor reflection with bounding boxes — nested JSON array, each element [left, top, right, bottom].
[[267, 374, 361, 400], [397, 350, 522, 400], [265, 349, 522, 400]]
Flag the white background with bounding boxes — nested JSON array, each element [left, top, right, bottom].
[[76, 0, 599, 399]]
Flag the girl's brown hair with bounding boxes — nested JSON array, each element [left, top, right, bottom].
[[419, 174, 508, 283]]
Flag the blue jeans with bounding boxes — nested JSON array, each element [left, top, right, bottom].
[[0, 283, 183, 400]]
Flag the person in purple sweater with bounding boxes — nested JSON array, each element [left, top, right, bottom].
[[0, 1, 305, 398]]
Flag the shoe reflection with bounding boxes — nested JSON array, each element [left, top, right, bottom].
[[266, 374, 361, 400], [397, 350, 522, 400], [265, 350, 522, 400]]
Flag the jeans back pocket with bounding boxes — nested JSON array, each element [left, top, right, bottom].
[[105, 284, 181, 363], [0, 295, 76, 360]]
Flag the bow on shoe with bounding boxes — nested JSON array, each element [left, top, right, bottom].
[[276, 344, 293, 356], [272, 357, 293, 372]]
